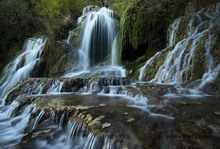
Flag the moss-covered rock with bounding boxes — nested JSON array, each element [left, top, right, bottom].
[[33, 38, 79, 77]]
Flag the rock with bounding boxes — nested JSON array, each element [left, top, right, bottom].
[[102, 122, 111, 129], [86, 114, 92, 120], [127, 118, 135, 123], [75, 105, 89, 110], [214, 112, 220, 116], [88, 119, 101, 127], [99, 103, 106, 106]]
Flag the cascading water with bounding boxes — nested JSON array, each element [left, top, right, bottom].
[[139, 3, 220, 90], [64, 6, 125, 77], [0, 38, 47, 101], [79, 7, 117, 69], [0, 37, 46, 148]]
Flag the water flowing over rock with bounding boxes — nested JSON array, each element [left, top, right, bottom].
[[0, 38, 47, 101], [139, 3, 220, 92], [64, 6, 126, 78]]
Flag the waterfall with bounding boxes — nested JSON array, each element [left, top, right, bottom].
[[0, 37, 46, 148], [0, 38, 47, 101], [139, 3, 220, 88], [78, 7, 118, 70], [64, 6, 126, 78]]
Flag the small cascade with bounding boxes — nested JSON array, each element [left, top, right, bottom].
[[198, 33, 220, 88], [66, 122, 85, 145], [139, 3, 220, 89], [46, 80, 64, 94], [29, 110, 45, 131], [4, 100, 20, 117], [139, 51, 163, 81], [78, 77, 133, 94], [0, 104, 35, 148], [65, 121, 121, 149], [84, 133, 122, 149], [99, 86, 148, 106], [168, 18, 181, 46], [0, 38, 47, 100], [77, 5, 99, 25]]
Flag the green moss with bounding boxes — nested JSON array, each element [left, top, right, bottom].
[[32, 37, 78, 77], [110, 0, 192, 64]]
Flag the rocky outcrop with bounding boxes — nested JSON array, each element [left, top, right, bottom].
[[33, 39, 79, 77], [110, 0, 189, 62], [5, 77, 134, 104]]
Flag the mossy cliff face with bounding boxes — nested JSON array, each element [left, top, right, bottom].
[[110, 0, 191, 62], [109, 0, 220, 80]]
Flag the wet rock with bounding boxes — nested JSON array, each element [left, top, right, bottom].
[[126, 118, 134, 123], [214, 112, 220, 116], [102, 122, 111, 129]]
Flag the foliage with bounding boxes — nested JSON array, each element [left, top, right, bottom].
[[0, 0, 99, 72], [0, 0, 99, 43]]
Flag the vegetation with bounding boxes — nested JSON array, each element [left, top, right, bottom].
[[0, 0, 99, 71]]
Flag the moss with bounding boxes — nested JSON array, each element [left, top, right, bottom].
[[112, 0, 191, 62], [110, 0, 220, 79], [32, 37, 79, 77]]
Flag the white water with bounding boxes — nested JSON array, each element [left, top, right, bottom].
[[168, 18, 181, 46], [64, 6, 126, 78], [47, 81, 64, 94], [139, 3, 220, 90], [138, 51, 164, 81], [111, 34, 118, 66], [77, 5, 99, 25], [98, 86, 148, 106], [79, 7, 117, 69], [0, 104, 35, 148], [29, 110, 45, 131], [0, 38, 47, 101], [65, 121, 120, 149]]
